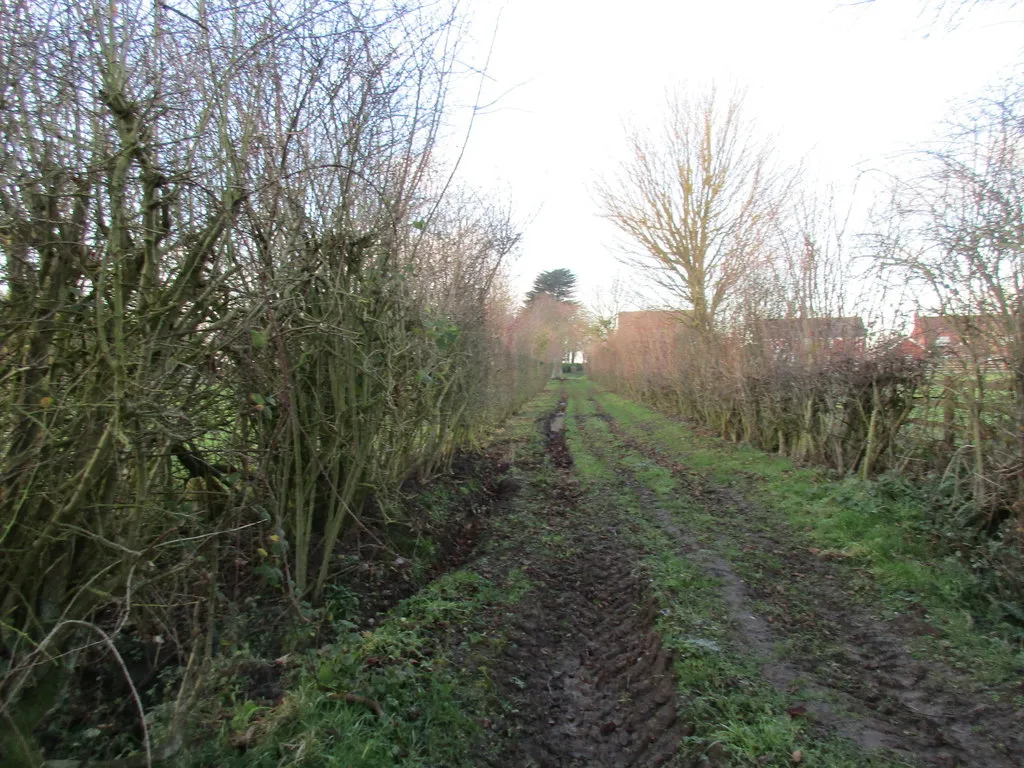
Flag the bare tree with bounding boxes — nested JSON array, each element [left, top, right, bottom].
[[596, 87, 791, 333], [852, 0, 1022, 28], [871, 81, 1024, 511], [516, 292, 579, 378], [588, 273, 641, 340]]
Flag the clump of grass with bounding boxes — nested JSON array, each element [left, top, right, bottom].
[[185, 533, 533, 768]]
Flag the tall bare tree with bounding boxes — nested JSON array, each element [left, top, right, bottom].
[[596, 87, 790, 333]]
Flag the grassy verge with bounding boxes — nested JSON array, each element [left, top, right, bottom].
[[573, 379, 1024, 687], [565, 390, 898, 767], [181, 569, 527, 767], [174, 389, 565, 767]]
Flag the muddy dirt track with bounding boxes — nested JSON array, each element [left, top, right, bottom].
[[577, 394, 1024, 768], [485, 398, 685, 768], [478, 387, 1024, 768]]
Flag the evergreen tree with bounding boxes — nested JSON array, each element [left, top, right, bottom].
[[525, 268, 578, 304]]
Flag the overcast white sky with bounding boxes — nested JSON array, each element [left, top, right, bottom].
[[440, 0, 1022, 310]]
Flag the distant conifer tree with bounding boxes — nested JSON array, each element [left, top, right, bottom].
[[525, 268, 578, 305]]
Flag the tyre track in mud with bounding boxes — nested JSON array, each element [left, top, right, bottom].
[[489, 396, 687, 768], [581, 394, 1024, 768]]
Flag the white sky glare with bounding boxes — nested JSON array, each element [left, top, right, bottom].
[[445, 1, 1023, 308]]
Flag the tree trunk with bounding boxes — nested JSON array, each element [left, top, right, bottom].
[[942, 375, 956, 453], [861, 381, 881, 480], [1014, 309, 1024, 507]]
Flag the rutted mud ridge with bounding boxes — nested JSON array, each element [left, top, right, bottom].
[[495, 536, 684, 767], [489, 400, 685, 767], [545, 396, 572, 470]]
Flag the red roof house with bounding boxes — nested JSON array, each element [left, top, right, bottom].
[[761, 316, 867, 360], [900, 314, 1010, 364]]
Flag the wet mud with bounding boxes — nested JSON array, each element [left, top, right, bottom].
[[487, 399, 687, 768]]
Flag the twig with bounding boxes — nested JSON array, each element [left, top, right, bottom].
[[153, 520, 264, 548]]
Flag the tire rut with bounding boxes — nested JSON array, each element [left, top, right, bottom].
[[490, 398, 687, 768]]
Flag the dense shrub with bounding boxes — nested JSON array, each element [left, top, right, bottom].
[[588, 326, 928, 477], [588, 321, 1024, 623], [0, 1, 547, 763]]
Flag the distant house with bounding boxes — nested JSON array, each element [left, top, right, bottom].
[[899, 314, 1010, 364], [761, 316, 866, 360], [615, 310, 693, 338]]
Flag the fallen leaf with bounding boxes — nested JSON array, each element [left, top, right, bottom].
[[787, 704, 807, 718]]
